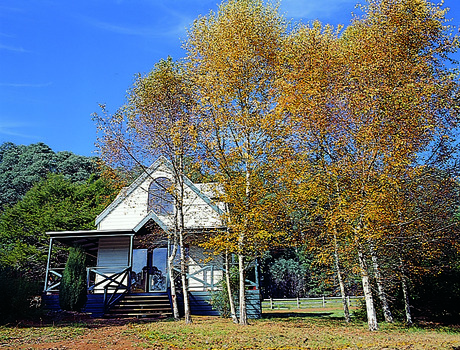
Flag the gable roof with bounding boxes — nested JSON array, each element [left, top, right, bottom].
[[133, 210, 171, 233], [95, 156, 224, 228]]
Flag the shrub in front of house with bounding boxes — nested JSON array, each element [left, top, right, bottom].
[[59, 246, 87, 311]]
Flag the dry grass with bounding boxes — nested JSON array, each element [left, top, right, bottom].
[[0, 310, 459, 349], [133, 313, 460, 350]]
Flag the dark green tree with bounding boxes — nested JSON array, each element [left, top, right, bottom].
[[0, 142, 54, 210], [59, 246, 87, 311], [0, 142, 98, 211], [54, 151, 98, 183], [0, 173, 118, 279], [269, 258, 310, 298]]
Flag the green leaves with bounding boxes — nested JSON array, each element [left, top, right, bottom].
[[0, 142, 98, 211], [0, 174, 118, 279]]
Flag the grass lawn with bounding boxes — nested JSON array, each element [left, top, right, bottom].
[[0, 308, 459, 349]]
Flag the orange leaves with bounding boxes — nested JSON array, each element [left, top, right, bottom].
[[95, 0, 459, 279], [185, 0, 294, 257], [275, 3, 460, 311]]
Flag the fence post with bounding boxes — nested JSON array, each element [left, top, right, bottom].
[[270, 297, 273, 310], [322, 296, 326, 308], [297, 297, 300, 309]]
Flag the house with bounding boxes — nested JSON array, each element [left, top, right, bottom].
[[43, 157, 261, 318]]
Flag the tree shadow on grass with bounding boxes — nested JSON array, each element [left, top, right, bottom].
[[9, 311, 169, 329]]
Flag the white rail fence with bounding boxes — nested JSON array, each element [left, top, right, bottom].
[[262, 296, 363, 310]]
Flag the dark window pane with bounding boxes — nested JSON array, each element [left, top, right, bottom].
[[148, 177, 174, 215]]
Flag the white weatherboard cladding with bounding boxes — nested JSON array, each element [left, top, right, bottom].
[[98, 164, 222, 231], [194, 183, 219, 199], [188, 246, 223, 291], [98, 168, 172, 230], [97, 237, 130, 267], [182, 183, 222, 228], [94, 236, 130, 293]]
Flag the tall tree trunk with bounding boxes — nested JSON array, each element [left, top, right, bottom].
[[168, 239, 180, 321], [356, 238, 378, 331], [179, 232, 191, 323], [238, 252, 248, 325], [399, 256, 413, 326], [177, 156, 192, 324], [369, 241, 393, 323], [237, 157, 250, 326], [168, 201, 180, 320], [397, 213, 412, 326], [225, 251, 238, 323], [330, 180, 351, 322], [333, 231, 351, 323]]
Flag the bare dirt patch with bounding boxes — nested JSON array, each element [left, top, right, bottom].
[[1, 312, 460, 349], [0, 316, 162, 350]]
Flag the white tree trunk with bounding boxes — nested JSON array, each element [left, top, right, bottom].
[[178, 184, 192, 323], [225, 251, 238, 323], [238, 252, 248, 325], [334, 233, 351, 323], [180, 235, 192, 324], [357, 242, 378, 331], [369, 241, 393, 323], [237, 158, 250, 326], [176, 156, 192, 324], [399, 257, 413, 326], [168, 241, 180, 320]]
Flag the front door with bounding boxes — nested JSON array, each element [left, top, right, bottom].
[[148, 247, 168, 292], [132, 249, 148, 292]]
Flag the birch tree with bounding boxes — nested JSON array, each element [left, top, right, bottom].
[[94, 57, 197, 323], [278, 20, 356, 323], [279, 0, 459, 331], [374, 168, 460, 325], [185, 0, 290, 325]]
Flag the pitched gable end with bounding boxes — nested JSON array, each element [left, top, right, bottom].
[[95, 157, 223, 231], [95, 156, 169, 227]]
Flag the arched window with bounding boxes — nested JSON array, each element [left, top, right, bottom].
[[148, 177, 174, 215]]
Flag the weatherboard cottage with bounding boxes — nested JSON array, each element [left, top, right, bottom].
[[43, 157, 261, 318]]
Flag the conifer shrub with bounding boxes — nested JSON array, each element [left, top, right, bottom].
[[59, 246, 87, 311]]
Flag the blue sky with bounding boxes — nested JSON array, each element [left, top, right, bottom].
[[1, 0, 459, 157]]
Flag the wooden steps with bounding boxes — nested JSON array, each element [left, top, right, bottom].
[[105, 294, 172, 318]]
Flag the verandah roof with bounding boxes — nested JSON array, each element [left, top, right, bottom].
[[46, 229, 135, 253]]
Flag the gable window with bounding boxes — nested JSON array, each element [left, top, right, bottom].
[[148, 177, 174, 215]]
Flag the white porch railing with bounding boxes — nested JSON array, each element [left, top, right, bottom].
[[86, 266, 130, 293], [44, 265, 132, 312], [87, 266, 131, 311], [44, 267, 65, 293], [173, 264, 258, 291]]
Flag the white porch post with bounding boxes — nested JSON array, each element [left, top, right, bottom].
[[255, 258, 259, 288], [128, 234, 134, 289], [167, 235, 170, 289], [128, 235, 134, 268], [43, 238, 53, 292]]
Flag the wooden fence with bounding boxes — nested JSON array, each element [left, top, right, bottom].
[[262, 296, 362, 310]]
